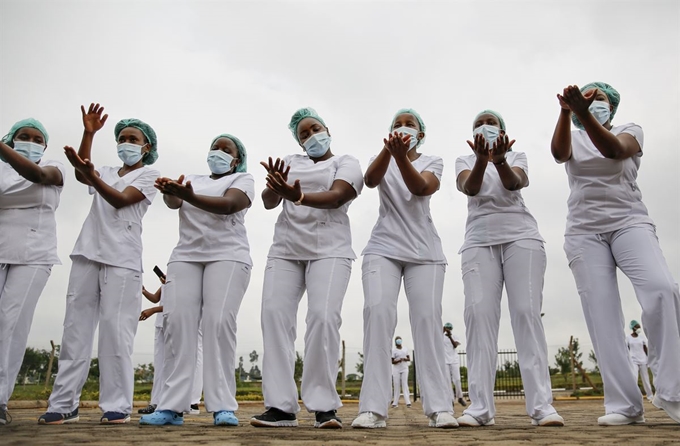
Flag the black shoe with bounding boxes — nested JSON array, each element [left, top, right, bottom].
[[0, 408, 11, 425], [250, 408, 298, 427], [315, 410, 342, 429], [458, 398, 468, 407], [138, 404, 157, 414]]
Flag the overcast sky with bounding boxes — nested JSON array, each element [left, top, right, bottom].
[[1, 0, 678, 374]]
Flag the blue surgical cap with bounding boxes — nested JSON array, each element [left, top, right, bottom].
[[390, 108, 426, 147], [572, 82, 620, 130], [630, 320, 640, 330], [1, 118, 49, 145], [288, 107, 327, 143], [473, 109, 506, 131], [211, 134, 248, 173], [114, 118, 158, 165], [444, 322, 453, 329]]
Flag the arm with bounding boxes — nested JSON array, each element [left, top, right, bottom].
[[551, 108, 573, 163], [75, 104, 108, 185], [457, 133, 489, 196], [490, 134, 525, 191], [385, 133, 439, 196], [156, 175, 251, 215], [142, 286, 162, 304], [139, 305, 163, 321], [364, 147, 392, 188], [260, 157, 288, 210], [265, 166, 358, 209], [0, 142, 63, 185]]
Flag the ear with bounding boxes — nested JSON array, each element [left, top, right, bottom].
[[417, 131, 425, 140]]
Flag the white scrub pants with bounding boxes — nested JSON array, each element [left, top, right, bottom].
[[48, 256, 141, 414], [158, 260, 250, 414], [446, 362, 463, 400], [461, 240, 556, 423], [261, 257, 352, 414], [0, 264, 51, 410], [634, 362, 653, 398], [358, 255, 452, 418], [391, 367, 410, 406], [565, 224, 680, 417]]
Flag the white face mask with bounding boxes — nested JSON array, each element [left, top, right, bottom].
[[13, 141, 45, 162], [589, 100, 611, 125], [207, 150, 235, 175], [303, 132, 332, 158], [117, 143, 145, 166], [393, 126, 419, 150], [635, 328, 642, 335], [473, 124, 500, 147]]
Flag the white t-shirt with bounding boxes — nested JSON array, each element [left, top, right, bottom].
[[168, 173, 254, 266], [267, 154, 363, 260], [626, 334, 648, 365], [443, 332, 461, 364], [392, 347, 410, 373], [362, 154, 446, 263], [455, 151, 543, 253], [0, 159, 65, 265], [71, 165, 159, 272], [565, 123, 653, 235]]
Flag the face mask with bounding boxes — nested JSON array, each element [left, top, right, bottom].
[[303, 132, 332, 158], [635, 328, 641, 335], [393, 126, 419, 150], [395, 339, 402, 346], [473, 124, 500, 146], [589, 100, 611, 125], [13, 141, 45, 162], [207, 150, 235, 175], [117, 143, 145, 166]]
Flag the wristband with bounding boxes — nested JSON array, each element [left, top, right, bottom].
[[294, 192, 305, 206], [493, 159, 506, 166]]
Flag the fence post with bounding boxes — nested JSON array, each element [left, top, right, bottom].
[[45, 340, 56, 388], [569, 336, 577, 391]]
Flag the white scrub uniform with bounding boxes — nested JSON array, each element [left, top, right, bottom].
[[158, 172, 254, 414], [626, 334, 653, 399], [562, 123, 680, 417], [391, 347, 411, 406], [455, 151, 557, 424], [359, 154, 453, 420], [0, 159, 65, 411], [443, 332, 463, 400], [48, 165, 158, 416], [261, 153, 363, 415]]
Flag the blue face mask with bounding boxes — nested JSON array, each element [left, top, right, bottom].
[[303, 132, 332, 158], [395, 339, 402, 346], [117, 143, 145, 166], [207, 150, 235, 175], [473, 124, 500, 146], [13, 141, 45, 162], [393, 126, 419, 150], [589, 100, 611, 125]]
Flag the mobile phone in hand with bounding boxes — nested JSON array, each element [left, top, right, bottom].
[[153, 265, 166, 281]]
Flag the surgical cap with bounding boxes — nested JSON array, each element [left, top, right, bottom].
[[211, 133, 248, 173], [1, 118, 49, 145], [629, 320, 640, 330], [572, 82, 620, 130], [288, 107, 327, 142], [473, 109, 506, 131], [114, 118, 158, 165], [390, 108, 426, 147], [444, 322, 453, 329]]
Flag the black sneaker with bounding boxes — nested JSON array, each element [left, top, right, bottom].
[[250, 408, 298, 427], [458, 398, 468, 407], [38, 408, 79, 425], [0, 408, 11, 425], [315, 410, 342, 429], [138, 404, 157, 414]]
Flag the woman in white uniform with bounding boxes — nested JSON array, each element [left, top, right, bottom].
[[0, 119, 64, 426], [391, 337, 411, 408], [250, 107, 363, 430], [39, 104, 159, 425], [138, 284, 163, 415], [455, 110, 563, 428], [553, 82, 680, 425], [140, 133, 254, 427], [352, 109, 457, 429], [626, 320, 653, 402], [442, 322, 466, 407]]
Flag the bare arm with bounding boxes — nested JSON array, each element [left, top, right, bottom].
[[458, 133, 490, 196], [0, 142, 63, 186], [364, 147, 392, 188], [142, 286, 162, 304], [156, 175, 251, 215], [580, 117, 641, 160], [551, 108, 573, 163], [75, 104, 109, 185]]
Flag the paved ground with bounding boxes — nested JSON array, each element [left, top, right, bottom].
[[2, 399, 679, 445]]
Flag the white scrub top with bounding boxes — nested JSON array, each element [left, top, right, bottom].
[[168, 172, 255, 266], [565, 123, 653, 235], [267, 153, 363, 261], [626, 334, 648, 365], [71, 165, 159, 272], [443, 332, 461, 365], [392, 347, 410, 373], [0, 159, 65, 265], [455, 151, 543, 253], [362, 154, 446, 263]]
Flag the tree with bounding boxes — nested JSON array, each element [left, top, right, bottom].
[[503, 360, 520, 377], [356, 352, 364, 378], [236, 356, 247, 381], [17, 347, 54, 384], [554, 338, 585, 383], [249, 350, 259, 365], [135, 363, 154, 383], [588, 349, 599, 374], [88, 358, 100, 381], [294, 351, 304, 383]]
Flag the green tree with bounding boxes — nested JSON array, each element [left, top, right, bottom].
[[356, 352, 364, 377], [588, 349, 599, 374], [294, 351, 304, 383], [17, 347, 54, 384], [88, 358, 100, 381]]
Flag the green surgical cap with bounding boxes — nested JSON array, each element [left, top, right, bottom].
[[390, 108, 426, 147], [630, 320, 640, 330], [211, 133, 248, 173], [572, 82, 620, 130], [444, 322, 453, 329], [473, 109, 506, 131], [1, 118, 49, 145], [288, 107, 327, 142], [114, 118, 158, 165]]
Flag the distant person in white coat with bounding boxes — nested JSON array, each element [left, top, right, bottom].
[[626, 320, 654, 402], [391, 337, 411, 408], [442, 323, 466, 407]]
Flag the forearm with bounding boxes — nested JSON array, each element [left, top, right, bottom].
[[551, 110, 572, 162], [163, 194, 183, 209], [0, 142, 46, 183], [578, 113, 628, 159], [87, 175, 133, 209], [297, 189, 355, 210], [364, 148, 391, 188], [75, 131, 96, 184], [394, 155, 430, 196], [183, 194, 245, 215], [262, 188, 282, 210], [461, 160, 487, 196], [495, 162, 522, 191]]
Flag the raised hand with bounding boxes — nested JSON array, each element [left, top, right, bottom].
[[81, 103, 109, 134], [491, 132, 516, 164], [64, 145, 96, 178], [383, 132, 411, 159], [466, 133, 491, 162], [265, 168, 303, 203], [260, 157, 290, 183], [557, 85, 596, 116], [155, 174, 195, 200]]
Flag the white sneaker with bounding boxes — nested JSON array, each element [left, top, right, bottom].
[[531, 413, 565, 426], [597, 413, 645, 426], [351, 412, 386, 429], [456, 414, 495, 427], [428, 412, 459, 428], [652, 394, 680, 424]]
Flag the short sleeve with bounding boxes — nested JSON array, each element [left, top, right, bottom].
[[454, 156, 472, 178], [130, 168, 159, 204], [422, 156, 444, 181], [229, 173, 256, 203], [617, 123, 644, 156], [335, 155, 364, 195]]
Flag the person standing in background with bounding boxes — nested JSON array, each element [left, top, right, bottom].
[[626, 320, 654, 402], [443, 323, 466, 407], [391, 336, 411, 409]]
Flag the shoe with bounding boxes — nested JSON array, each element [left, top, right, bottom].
[[406, 404, 412, 408], [531, 413, 565, 426], [458, 398, 467, 407], [188, 404, 200, 415], [391, 404, 398, 409], [38, 409, 80, 425], [250, 408, 298, 427], [138, 404, 157, 414], [597, 413, 645, 426], [315, 410, 342, 429], [428, 412, 459, 428], [214, 410, 239, 426], [652, 394, 680, 424], [457, 414, 495, 427], [139, 410, 184, 426], [101, 412, 130, 424], [351, 412, 386, 429], [0, 408, 11, 425]]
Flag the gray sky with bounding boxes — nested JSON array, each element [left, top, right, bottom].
[[1, 0, 678, 373]]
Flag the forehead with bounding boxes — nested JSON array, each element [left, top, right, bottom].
[[213, 137, 237, 151], [15, 127, 45, 139], [393, 113, 420, 128], [475, 113, 499, 124], [118, 127, 145, 139], [297, 117, 323, 132]]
